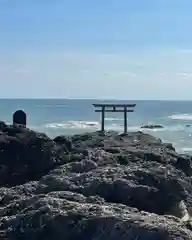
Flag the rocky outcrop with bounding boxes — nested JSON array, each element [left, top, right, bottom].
[[141, 124, 164, 129], [0, 123, 68, 186], [0, 190, 191, 240], [0, 124, 191, 239]]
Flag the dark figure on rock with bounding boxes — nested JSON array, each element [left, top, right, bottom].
[[13, 110, 27, 127]]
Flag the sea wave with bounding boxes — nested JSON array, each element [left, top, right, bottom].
[[168, 114, 192, 120], [181, 147, 192, 152], [44, 120, 188, 133], [177, 147, 192, 154], [105, 117, 124, 121], [45, 120, 99, 129]]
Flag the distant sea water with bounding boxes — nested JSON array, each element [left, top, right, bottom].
[[1, 99, 192, 155]]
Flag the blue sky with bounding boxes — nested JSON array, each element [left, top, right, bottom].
[[1, 0, 192, 99]]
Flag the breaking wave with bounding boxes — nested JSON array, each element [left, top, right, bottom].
[[181, 147, 192, 152], [105, 117, 124, 121], [44, 120, 189, 133], [168, 114, 192, 121], [45, 120, 99, 129]]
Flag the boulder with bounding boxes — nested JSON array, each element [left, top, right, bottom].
[[0, 122, 66, 186]]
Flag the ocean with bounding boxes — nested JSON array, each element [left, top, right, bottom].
[[1, 99, 192, 155]]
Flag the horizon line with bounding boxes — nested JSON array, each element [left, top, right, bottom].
[[0, 98, 192, 101]]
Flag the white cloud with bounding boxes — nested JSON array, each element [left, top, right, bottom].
[[175, 72, 192, 79], [122, 72, 137, 77], [1, 47, 192, 99]]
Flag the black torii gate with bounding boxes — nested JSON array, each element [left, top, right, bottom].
[[93, 103, 136, 133]]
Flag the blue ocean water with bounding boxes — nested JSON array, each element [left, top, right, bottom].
[[1, 99, 192, 154]]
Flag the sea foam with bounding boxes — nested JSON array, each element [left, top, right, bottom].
[[168, 114, 192, 121]]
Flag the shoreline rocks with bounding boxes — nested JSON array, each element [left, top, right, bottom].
[[0, 123, 191, 239], [141, 124, 164, 129]]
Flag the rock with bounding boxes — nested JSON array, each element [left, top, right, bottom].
[[141, 124, 164, 129], [169, 200, 189, 220], [0, 191, 191, 240], [0, 122, 66, 186], [53, 136, 72, 152], [0, 126, 191, 239], [175, 155, 192, 176], [39, 160, 189, 217]]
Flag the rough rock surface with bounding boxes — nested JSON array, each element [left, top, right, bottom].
[[0, 123, 191, 239]]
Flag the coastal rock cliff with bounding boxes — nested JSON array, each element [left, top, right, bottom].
[[0, 122, 191, 239]]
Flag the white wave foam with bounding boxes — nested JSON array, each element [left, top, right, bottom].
[[181, 147, 192, 152], [43, 117, 191, 134], [105, 117, 124, 121], [45, 120, 99, 129], [168, 114, 192, 121], [104, 125, 171, 132], [177, 147, 192, 154]]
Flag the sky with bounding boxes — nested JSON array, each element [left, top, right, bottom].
[[1, 1, 192, 99]]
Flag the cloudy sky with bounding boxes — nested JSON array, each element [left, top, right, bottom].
[[1, 0, 192, 99]]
